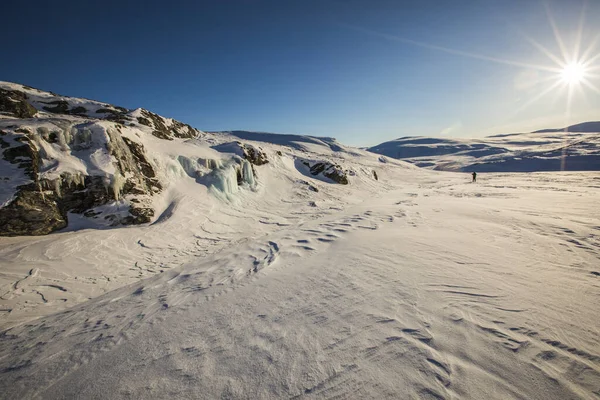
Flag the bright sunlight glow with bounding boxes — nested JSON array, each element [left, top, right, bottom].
[[560, 62, 586, 85]]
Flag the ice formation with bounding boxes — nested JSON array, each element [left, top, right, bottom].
[[110, 172, 126, 200], [199, 158, 257, 200], [177, 155, 204, 179], [241, 159, 255, 187], [211, 162, 239, 196]]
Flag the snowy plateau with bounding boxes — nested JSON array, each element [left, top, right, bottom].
[[0, 82, 599, 399]]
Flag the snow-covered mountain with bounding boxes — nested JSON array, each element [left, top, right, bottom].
[[367, 125, 600, 172], [1, 82, 599, 399], [0, 82, 384, 236]]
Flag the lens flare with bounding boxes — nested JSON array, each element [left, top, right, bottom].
[[560, 62, 586, 84]]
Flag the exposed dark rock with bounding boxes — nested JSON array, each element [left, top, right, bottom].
[[121, 137, 161, 192], [212, 142, 268, 165], [301, 160, 349, 184], [137, 117, 151, 127], [41, 101, 88, 116], [126, 207, 154, 224], [3, 137, 39, 180], [97, 108, 129, 124], [0, 135, 65, 236], [170, 119, 198, 139], [53, 175, 112, 214], [138, 109, 198, 140], [0, 89, 37, 118], [243, 144, 268, 165], [373, 170, 378, 180], [0, 123, 163, 235], [69, 106, 88, 115], [42, 100, 70, 114], [140, 109, 171, 140], [0, 187, 66, 236], [96, 108, 120, 115]]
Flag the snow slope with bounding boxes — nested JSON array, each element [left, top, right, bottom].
[[1, 167, 599, 399], [1, 83, 599, 399], [368, 125, 600, 172]]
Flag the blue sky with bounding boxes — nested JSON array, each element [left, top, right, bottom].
[[2, 0, 599, 146]]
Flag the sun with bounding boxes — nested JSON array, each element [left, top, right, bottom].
[[560, 62, 586, 85]]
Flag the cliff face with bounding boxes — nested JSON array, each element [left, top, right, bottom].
[[0, 82, 203, 236]]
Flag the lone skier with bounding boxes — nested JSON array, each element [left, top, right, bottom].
[[472, 172, 477, 183]]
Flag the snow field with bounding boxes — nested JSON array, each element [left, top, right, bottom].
[[1, 165, 599, 399]]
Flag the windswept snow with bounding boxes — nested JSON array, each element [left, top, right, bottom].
[[1, 159, 599, 399], [1, 82, 599, 399]]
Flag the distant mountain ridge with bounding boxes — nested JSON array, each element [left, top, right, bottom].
[[367, 123, 600, 172], [532, 121, 600, 133]]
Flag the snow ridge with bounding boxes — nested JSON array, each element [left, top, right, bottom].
[[368, 128, 600, 172]]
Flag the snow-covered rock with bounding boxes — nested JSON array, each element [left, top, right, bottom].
[[212, 141, 269, 165], [0, 88, 37, 119], [0, 82, 219, 236], [0, 120, 160, 235], [297, 158, 349, 184]]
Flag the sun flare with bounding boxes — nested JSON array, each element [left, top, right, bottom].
[[560, 62, 586, 85]]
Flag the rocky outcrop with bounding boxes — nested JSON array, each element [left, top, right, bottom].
[[0, 186, 66, 236], [0, 89, 37, 118], [242, 143, 268, 165], [42, 100, 70, 114], [136, 109, 198, 140], [0, 133, 66, 235], [0, 81, 261, 236], [0, 121, 160, 236], [300, 159, 349, 184], [212, 142, 268, 165]]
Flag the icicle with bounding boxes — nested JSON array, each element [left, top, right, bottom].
[[204, 158, 223, 170], [54, 179, 62, 198], [210, 164, 239, 195], [177, 156, 200, 178], [102, 176, 111, 198], [30, 134, 48, 160], [63, 172, 84, 189], [241, 160, 255, 186], [38, 181, 45, 201], [75, 173, 85, 187], [58, 127, 74, 151], [111, 172, 126, 200]]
